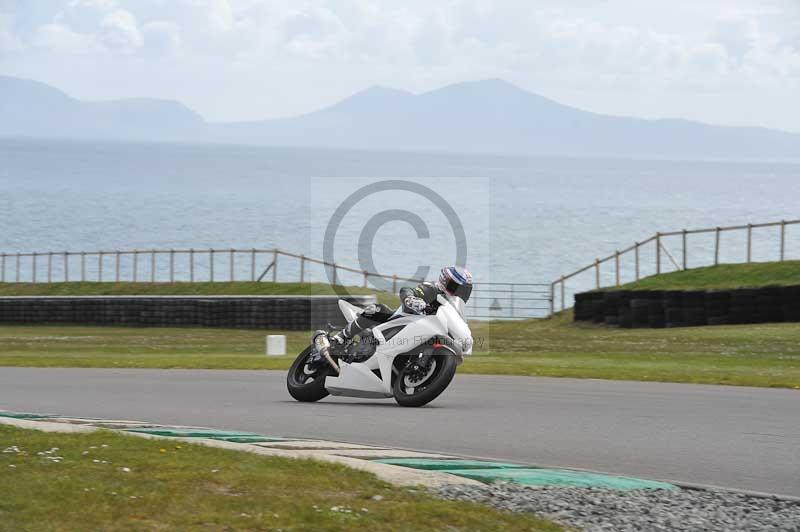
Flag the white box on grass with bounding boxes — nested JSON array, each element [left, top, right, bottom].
[[266, 335, 287, 356]]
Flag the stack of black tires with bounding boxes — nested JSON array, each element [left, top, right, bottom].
[[574, 286, 800, 328], [0, 295, 374, 330]]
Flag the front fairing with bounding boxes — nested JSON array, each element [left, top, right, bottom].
[[436, 294, 473, 355]]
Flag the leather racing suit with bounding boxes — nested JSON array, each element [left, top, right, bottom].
[[336, 281, 441, 341]]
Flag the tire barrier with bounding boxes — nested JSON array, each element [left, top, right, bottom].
[[0, 295, 377, 330], [573, 286, 800, 328]]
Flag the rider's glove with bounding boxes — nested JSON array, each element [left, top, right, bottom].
[[404, 296, 427, 314]]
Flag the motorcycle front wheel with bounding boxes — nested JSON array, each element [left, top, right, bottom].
[[287, 345, 331, 402], [392, 350, 458, 407]]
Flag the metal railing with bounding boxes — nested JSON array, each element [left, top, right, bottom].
[[466, 282, 552, 320], [0, 247, 425, 290], [0, 246, 552, 320], [550, 218, 800, 313]]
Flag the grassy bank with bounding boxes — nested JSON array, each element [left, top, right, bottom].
[[0, 425, 558, 531], [615, 261, 800, 291], [1, 312, 798, 387]]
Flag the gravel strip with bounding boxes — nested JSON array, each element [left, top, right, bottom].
[[435, 483, 800, 531]]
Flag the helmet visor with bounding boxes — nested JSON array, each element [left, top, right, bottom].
[[442, 277, 472, 303]]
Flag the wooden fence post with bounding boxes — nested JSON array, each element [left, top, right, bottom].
[[595, 259, 600, 288], [299, 255, 305, 283], [682, 229, 687, 270], [747, 224, 753, 263], [655, 233, 661, 274], [780, 220, 786, 261]]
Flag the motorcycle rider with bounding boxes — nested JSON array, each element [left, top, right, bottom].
[[332, 266, 473, 344]]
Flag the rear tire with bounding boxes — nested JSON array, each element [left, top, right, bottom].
[[287, 346, 330, 402], [393, 351, 458, 407]]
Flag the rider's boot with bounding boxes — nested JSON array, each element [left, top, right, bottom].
[[330, 303, 381, 344]]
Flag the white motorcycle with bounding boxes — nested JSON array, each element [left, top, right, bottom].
[[287, 293, 473, 407]]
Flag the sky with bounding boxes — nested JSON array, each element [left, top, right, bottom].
[[1, 0, 799, 132]]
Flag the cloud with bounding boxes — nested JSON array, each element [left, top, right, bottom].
[[10, 0, 798, 84], [711, 16, 758, 62], [142, 20, 180, 56], [0, 12, 22, 53], [207, 0, 233, 33], [2, 0, 800, 128], [32, 22, 98, 54], [99, 9, 142, 52], [68, 0, 117, 9], [281, 7, 348, 60]]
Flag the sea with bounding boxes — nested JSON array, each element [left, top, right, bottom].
[[1, 137, 799, 307]]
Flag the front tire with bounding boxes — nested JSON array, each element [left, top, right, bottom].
[[287, 346, 331, 402], [393, 350, 458, 407]]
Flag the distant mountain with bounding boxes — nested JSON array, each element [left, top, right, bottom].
[[2, 75, 799, 160], [0, 76, 203, 141]]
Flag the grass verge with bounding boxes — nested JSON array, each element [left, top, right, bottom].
[[467, 313, 800, 388], [0, 425, 559, 532], [1, 311, 798, 388]]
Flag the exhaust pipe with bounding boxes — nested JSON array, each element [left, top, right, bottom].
[[313, 331, 340, 374]]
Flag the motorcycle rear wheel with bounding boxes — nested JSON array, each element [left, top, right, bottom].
[[287, 346, 331, 402], [393, 350, 457, 407]]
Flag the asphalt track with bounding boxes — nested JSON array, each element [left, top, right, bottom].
[[1, 367, 798, 497]]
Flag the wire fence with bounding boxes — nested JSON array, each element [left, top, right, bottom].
[[8, 218, 790, 319], [550, 218, 800, 313], [0, 247, 552, 320], [0, 248, 425, 291]]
